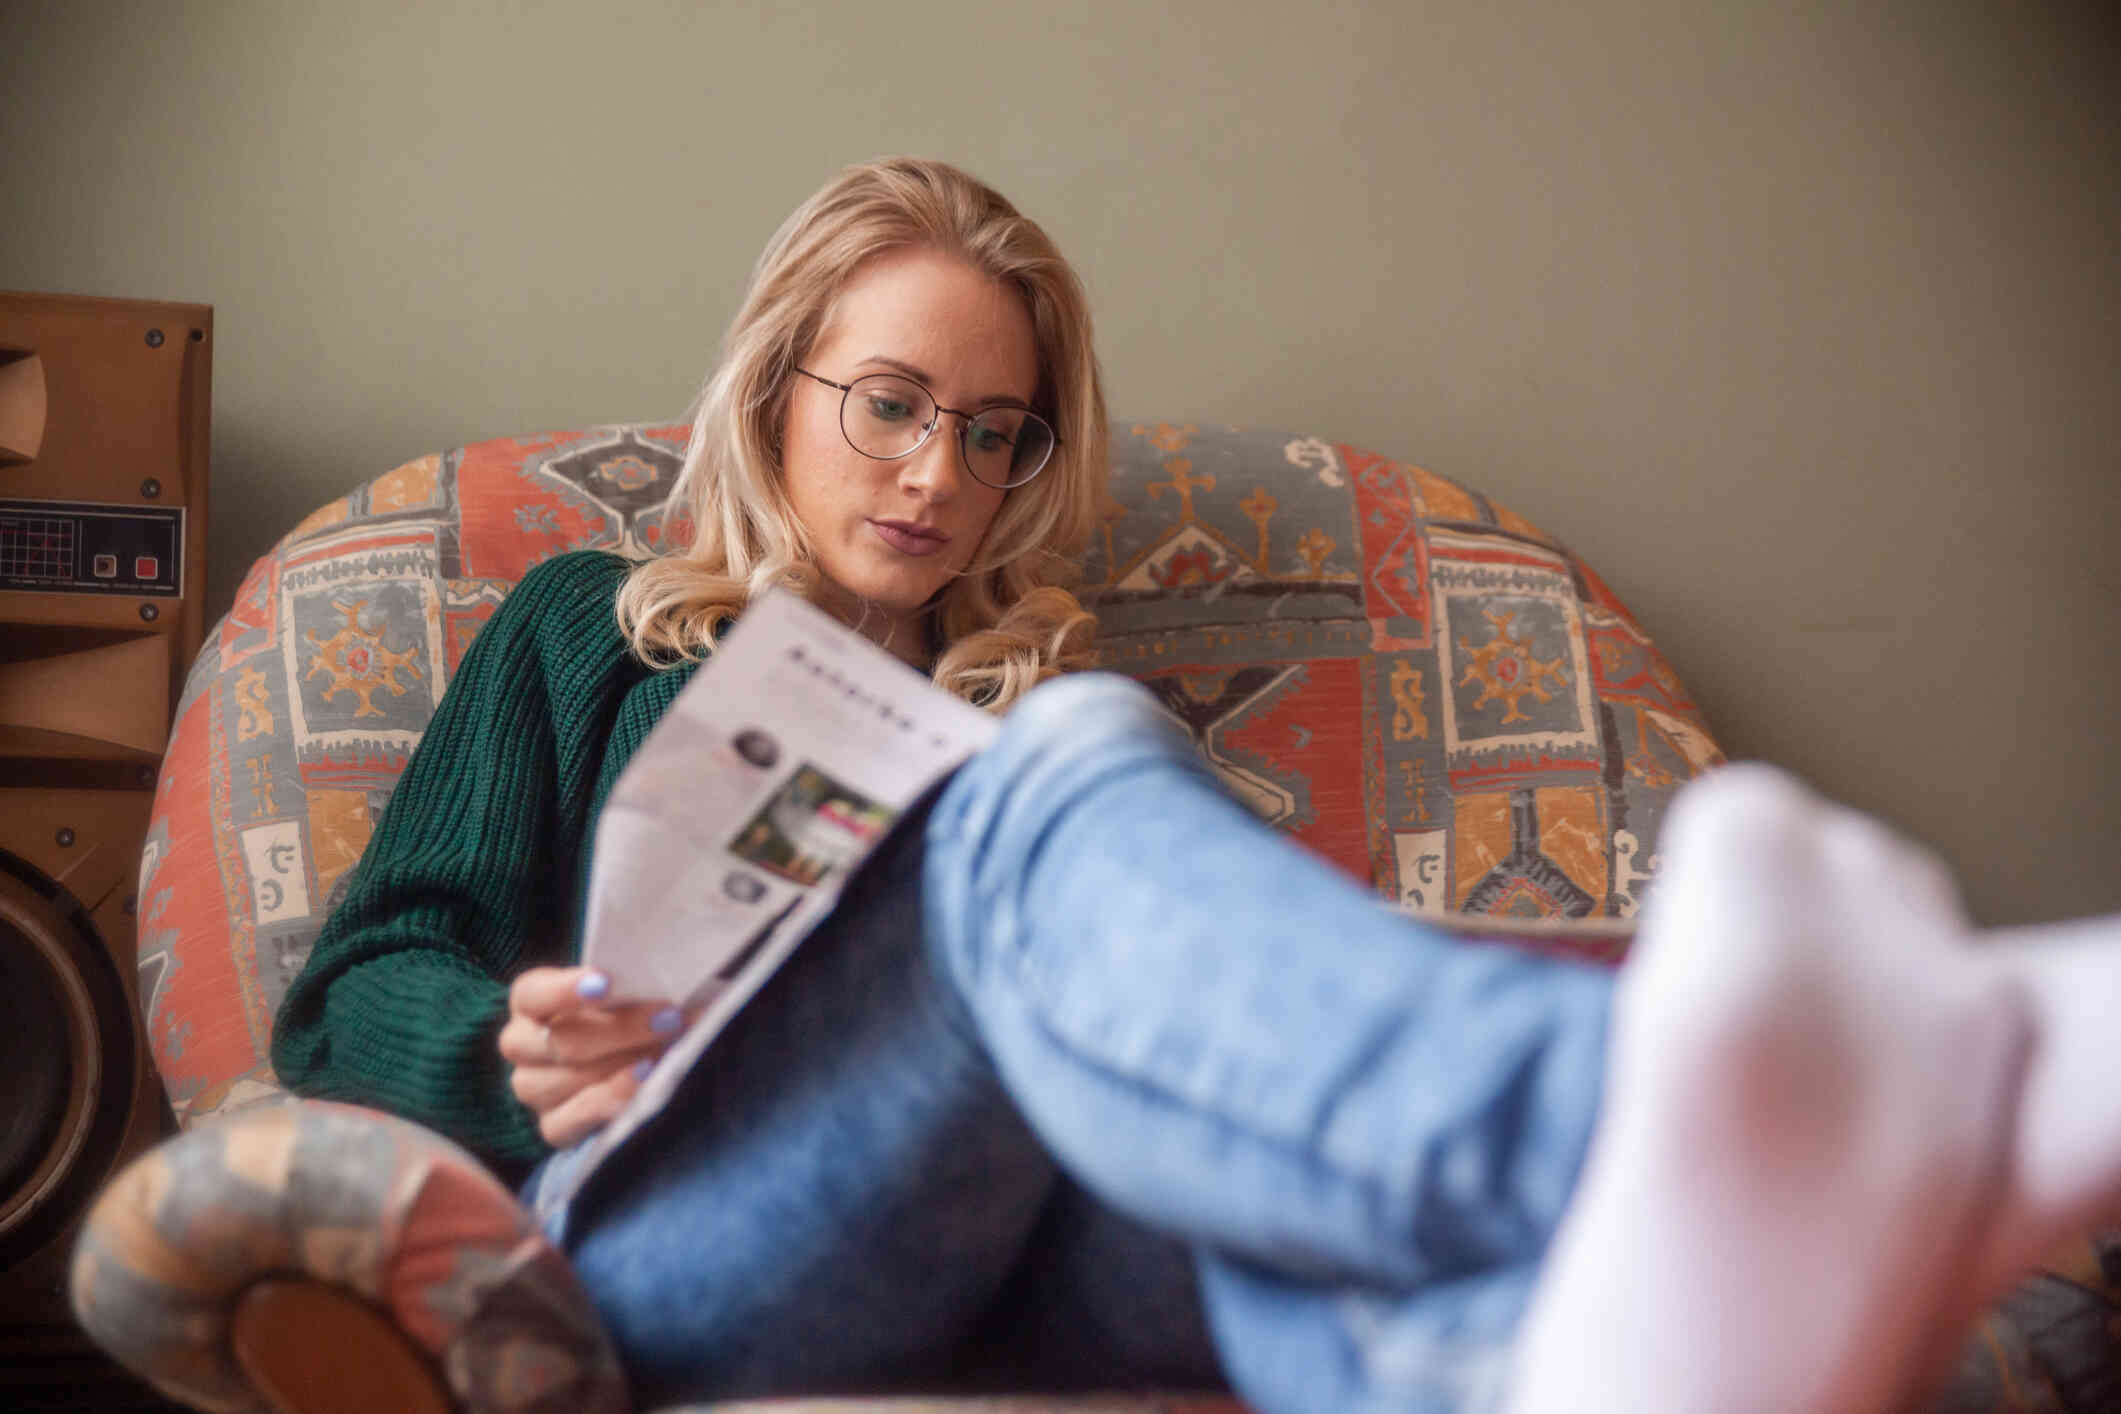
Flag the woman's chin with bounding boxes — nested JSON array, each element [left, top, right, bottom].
[[817, 569, 947, 631]]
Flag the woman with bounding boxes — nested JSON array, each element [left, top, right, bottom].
[[276, 158, 2121, 1413], [273, 158, 1105, 1167]]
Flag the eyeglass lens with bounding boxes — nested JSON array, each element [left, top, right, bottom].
[[839, 373, 1054, 488]]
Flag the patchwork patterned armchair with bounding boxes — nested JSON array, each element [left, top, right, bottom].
[[66, 421, 2116, 1413]]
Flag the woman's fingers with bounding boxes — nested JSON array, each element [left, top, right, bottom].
[[508, 964, 612, 1023], [534, 1058, 655, 1150], [509, 1045, 662, 1116], [498, 965, 609, 1066], [499, 970, 687, 1070], [498, 964, 695, 1144], [497, 999, 684, 1067]]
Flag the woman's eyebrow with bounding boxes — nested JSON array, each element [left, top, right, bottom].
[[856, 355, 1032, 410]]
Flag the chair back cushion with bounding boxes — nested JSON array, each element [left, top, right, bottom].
[[139, 422, 1721, 1125]]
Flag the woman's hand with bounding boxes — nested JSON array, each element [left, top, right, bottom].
[[498, 966, 688, 1148]]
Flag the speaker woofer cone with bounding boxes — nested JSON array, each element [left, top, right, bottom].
[[0, 935, 72, 1199], [0, 868, 125, 1267]]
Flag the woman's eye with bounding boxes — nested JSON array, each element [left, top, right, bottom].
[[865, 396, 914, 421], [968, 425, 1012, 453]]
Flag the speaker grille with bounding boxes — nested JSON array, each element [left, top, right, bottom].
[[0, 937, 70, 1203], [0, 868, 132, 1273]]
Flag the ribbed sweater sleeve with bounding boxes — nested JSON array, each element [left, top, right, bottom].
[[270, 550, 641, 1175]]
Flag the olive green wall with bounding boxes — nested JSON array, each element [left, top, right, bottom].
[[4, 0, 2114, 924]]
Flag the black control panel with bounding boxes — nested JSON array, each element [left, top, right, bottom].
[[0, 500, 184, 596]]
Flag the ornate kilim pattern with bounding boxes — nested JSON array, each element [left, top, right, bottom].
[[143, 421, 1720, 1127], [141, 424, 689, 1125], [1081, 424, 1719, 930]]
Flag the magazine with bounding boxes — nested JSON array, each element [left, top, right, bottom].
[[552, 588, 998, 1199]]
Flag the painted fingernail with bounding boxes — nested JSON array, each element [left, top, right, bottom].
[[631, 1058, 655, 1083], [650, 1007, 683, 1035], [575, 971, 610, 1000]]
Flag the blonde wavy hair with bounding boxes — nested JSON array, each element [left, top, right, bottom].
[[615, 157, 1106, 709]]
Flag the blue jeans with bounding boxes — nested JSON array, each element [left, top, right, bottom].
[[530, 674, 1614, 1413]]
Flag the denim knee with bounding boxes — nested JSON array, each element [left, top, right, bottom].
[[992, 670, 1184, 753], [944, 671, 1198, 830], [923, 671, 1201, 992]]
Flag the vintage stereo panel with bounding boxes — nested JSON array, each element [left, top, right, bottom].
[[1, 292, 211, 764]]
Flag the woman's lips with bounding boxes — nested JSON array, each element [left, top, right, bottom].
[[868, 519, 950, 557]]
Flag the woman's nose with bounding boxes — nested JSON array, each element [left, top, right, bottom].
[[898, 423, 964, 499]]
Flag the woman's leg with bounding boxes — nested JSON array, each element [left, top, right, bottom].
[[551, 668, 1614, 1410], [955, 1178, 1228, 1392], [923, 673, 1616, 1408], [922, 673, 2121, 1413], [540, 784, 1240, 1404], [543, 816, 1060, 1404], [925, 671, 1614, 1286]]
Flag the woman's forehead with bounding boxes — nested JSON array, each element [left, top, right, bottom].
[[812, 247, 1037, 400]]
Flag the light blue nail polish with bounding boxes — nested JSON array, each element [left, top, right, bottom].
[[631, 1058, 655, 1082], [575, 972, 610, 1000], [650, 1007, 682, 1035]]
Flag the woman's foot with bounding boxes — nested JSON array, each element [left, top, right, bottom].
[[1968, 912, 2121, 1294], [1507, 765, 2121, 1413]]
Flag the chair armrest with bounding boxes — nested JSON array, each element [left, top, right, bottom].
[[69, 1099, 626, 1414]]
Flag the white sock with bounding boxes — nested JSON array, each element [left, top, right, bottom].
[[1969, 914, 2121, 1295], [1504, 764, 2082, 1414]]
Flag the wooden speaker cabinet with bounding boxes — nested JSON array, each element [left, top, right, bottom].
[[0, 291, 211, 1326]]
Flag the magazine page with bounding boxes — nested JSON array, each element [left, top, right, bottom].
[[549, 588, 998, 1203]]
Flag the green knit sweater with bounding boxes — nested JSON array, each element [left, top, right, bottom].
[[271, 550, 701, 1177]]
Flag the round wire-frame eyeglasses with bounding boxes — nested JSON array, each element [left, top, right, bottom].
[[794, 366, 1059, 490]]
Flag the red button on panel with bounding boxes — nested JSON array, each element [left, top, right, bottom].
[[134, 555, 159, 580]]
